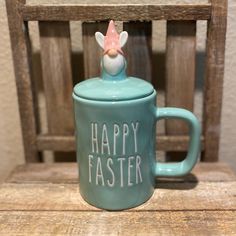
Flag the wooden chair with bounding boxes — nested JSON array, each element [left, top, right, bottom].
[[6, 0, 227, 164], [3, 1, 236, 234]]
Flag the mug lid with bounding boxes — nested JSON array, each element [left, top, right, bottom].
[[73, 76, 154, 101], [73, 20, 154, 101]]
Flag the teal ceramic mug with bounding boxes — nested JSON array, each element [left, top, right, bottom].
[[72, 21, 201, 210], [73, 90, 200, 210]]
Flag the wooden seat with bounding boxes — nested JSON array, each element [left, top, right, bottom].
[[3, 0, 235, 235], [0, 163, 235, 234]]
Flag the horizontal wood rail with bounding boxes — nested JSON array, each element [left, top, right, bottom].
[[36, 135, 204, 152], [20, 4, 211, 21]]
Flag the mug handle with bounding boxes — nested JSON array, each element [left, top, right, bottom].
[[154, 107, 201, 177]]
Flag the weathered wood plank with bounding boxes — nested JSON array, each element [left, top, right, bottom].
[[123, 21, 152, 82], [22, 0, 211, 4], [39, 22, 74, 135], [82, 22, 108, 78], [36, 134, 205, 151], [5, 0, 39, 162], [6, 163, 236, 184], [21, 4, 211, 21], [0, 182, 235, 211], [202, 0, 227, 161], [0, 211, 235, 235], [166, 21, 196, 161]]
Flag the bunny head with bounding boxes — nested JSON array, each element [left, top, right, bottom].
[[95, 20, 128, 77]]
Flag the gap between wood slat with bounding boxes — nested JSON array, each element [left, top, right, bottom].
[[21, 4, 211, 21]]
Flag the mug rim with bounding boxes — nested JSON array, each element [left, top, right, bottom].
[[72, 90, 157, 105]]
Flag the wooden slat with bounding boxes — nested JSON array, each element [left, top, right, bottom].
[[36, 134, 205, 151], [37, 135, 75, 151], [21, 4, 211, 21], [0, 181, 235, 211], [6, 163, 236, 184], [5, 0, 39, 162], [123, 22, 152, 82], [39, 22, 74, 136], [202, 0, 227, 161], [0, 211, 235, 235], [82, 22, 108, 78], [166, 21, 196, 161]]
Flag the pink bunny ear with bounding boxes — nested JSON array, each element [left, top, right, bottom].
[[104, 20, 124, 55]]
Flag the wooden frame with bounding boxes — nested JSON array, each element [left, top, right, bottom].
[[21, 4, 211, 21], [6, 0, 39, 162], [202, 0, 227, 161], [6, 0, 227, 162]]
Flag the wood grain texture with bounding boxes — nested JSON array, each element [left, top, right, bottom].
[[39, 22, 74, 135], [21, 4, 211, 21], [6, 163, 236, 184], [0, 182, 235, 211], [0, 211, 235, 235], [5, 0, 39, 162], [36, 134, 205, 151], [1, 162, 235, 234], [23, 0, 211, 4], [123, 22, 152, 81], [166, 21, 196, 161], [202, 0, 227, 162], [82, 22, 108, 78]]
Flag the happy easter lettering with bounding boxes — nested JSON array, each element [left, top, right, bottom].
[[88, 122, 143, 187]]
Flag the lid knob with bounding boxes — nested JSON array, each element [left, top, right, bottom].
[[95, 20, 128, 81]]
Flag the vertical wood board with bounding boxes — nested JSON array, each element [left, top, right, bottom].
[[166, 21, 196, 161], [39, 21, 74, 135], [202, 0, 227, 161], [6, 0, 39, 162]]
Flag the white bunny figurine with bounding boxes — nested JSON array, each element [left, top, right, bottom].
[[95, 20, 128, 79]]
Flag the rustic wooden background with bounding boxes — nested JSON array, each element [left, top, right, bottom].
[[5, 0, 228, 165]]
